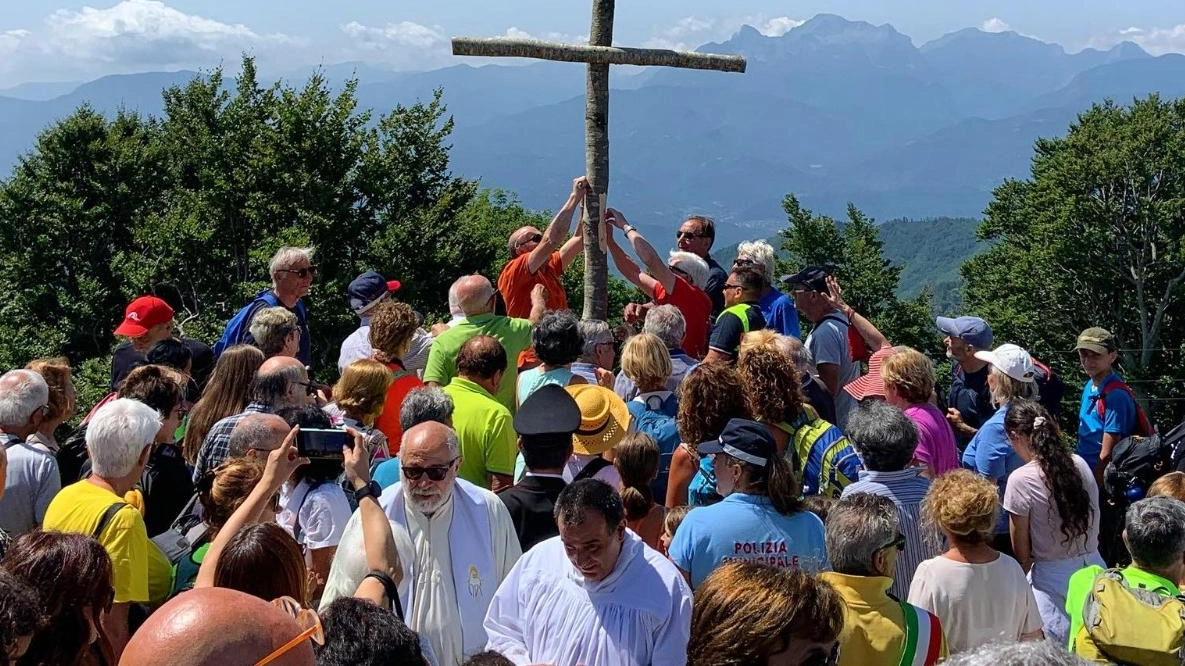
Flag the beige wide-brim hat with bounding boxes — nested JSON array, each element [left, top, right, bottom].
[[566, 384, 631, 456]]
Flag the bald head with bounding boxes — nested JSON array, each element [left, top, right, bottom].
[[228, 413, 291, 459], [120, 587, 314, 666], [250, 356, 308, 407], [454, 275, 496, 316], [402, 421, 460, 461], [259, 355, 304, 376]]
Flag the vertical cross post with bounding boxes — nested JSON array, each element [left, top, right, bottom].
[[583, 0, 613, 320]]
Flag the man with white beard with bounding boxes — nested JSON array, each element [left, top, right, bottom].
[[379, 421, 521, 665]]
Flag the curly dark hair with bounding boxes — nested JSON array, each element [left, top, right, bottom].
[[532, 310, 584, 366], [1004, 399, 1093, 547], [368, 300, 419, 364], [677, 364, 751, 451], [737, 330, 805, 424]]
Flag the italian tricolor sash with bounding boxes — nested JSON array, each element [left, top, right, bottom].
[[897, 601, 943, 666]]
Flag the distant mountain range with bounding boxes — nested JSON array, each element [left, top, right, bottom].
[[2, 13, 1184, 252]]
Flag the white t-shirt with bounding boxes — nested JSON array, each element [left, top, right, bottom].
[[907, 553, 1043, 654], [805, 312, 860, 429], [278, 478, 353, 550]]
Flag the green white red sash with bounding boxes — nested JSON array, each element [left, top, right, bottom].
[[897, 601, 943, 666]]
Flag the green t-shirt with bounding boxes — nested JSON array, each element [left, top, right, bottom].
[[423, 313, 533, 413], [443, 377, 518, 488], [1065, 564, 1179, 650]]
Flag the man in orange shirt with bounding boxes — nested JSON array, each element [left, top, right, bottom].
[[498, 176, 589, 318]]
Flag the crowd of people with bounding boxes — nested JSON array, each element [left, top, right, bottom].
[[0, 175, 1177, 666]]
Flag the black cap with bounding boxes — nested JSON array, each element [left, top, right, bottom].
[[779, 265, 831, 293], [513, 384, 581, 437], [697, 418, 777, 467]]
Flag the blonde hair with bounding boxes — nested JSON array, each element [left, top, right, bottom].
[[881, 346, 936, 405], [989, 366, 1039, 406], [737, 330, 804, 425], [621, 333, 672, 392], [198, 458, 266, 535], [923, 469, 998, 545], [1149, 472, 1185, 503], [663, 504, 692, 540], [26, 357, 74, 422], [333, 359, 393, 423]]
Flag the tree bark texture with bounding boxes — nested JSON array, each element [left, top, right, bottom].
[[450, 38, 747, 73], [581, 0, 614, 321]]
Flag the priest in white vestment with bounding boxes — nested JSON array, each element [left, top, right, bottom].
[[379, 421, 521, 666], [484, 478, 693, 666]]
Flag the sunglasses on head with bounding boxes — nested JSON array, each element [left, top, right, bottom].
[[881, 533, 906, 552], [733, 258, 756, 267], [254, 596, 324, 666], [676, 231, 705, 240], [402, 457, 458, 481], [278, 266, 318, 279]]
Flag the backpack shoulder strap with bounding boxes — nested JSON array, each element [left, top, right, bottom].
[[573, 457, 612, 482], [93, 502, 129, 540]]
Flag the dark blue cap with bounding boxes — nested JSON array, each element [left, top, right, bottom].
[[697, 418, 776, 467], [936, 316, 993, 350]]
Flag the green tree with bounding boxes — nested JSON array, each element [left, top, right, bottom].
[[963, 95, 1185, 422], [776, 195, 941, 358]]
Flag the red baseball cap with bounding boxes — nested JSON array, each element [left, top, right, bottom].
[[114, 296, 174, 337]]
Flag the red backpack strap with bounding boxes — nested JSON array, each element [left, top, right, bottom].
[[1097, 379, 1155, 437]]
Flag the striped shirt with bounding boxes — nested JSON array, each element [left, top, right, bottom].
[[843, 468, 938, 600]]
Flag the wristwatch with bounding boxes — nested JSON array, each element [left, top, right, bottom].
[[353, 480, 382, 502]]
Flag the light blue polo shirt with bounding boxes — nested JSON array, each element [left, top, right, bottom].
[[669, 492, 829, 588], [961, 403, 1023, 533]]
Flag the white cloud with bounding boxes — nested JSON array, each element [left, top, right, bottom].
[[1094, 23, 1185, 55], [496, 27, 588, 44], [757, 17, 804, 37], [982, 18, 1011, 33], [340, 20, 445, 50]]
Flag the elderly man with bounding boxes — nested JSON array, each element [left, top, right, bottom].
[[424, 274, 545, 413], [226, 412, 291, 460], [192, 356, 312, 480], [840, 400, 936, 599], [338, 270, 433, 375], [936, 315, 994, 445], [379, 421, 520, 666], [605, 208, 713, 359], [1067, 496, 1185, 658], [676, 214, 728, 317], [783, 265, 861, 428], [703, 264, 767, 364], [445, 336, 517, 491], [819, 493, 949, 666], [215, 246, 314, 366], [498, 176, 587, 318], [120, 587, 315, 666], [0, 370, 59, 537], [735, 239, 800, 338], [109, 295, 175, 391], [614, 305, 698, 401], [44, 398, 173, 660], [572, 319, 616, 387], [372, 386, 455, 489], [485, 479, 693, 665]]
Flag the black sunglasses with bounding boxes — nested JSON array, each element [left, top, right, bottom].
[[278, 266, 318, 279], [669, 264, 690, 278], [723, 283, 743, 290], [882, 533, 906, 552], [676, 231, 705, 240], [517, 233, 543, 248], [296, 381, 318, 397], [733, 258, 756, 267], [402, 457, 458, 481]]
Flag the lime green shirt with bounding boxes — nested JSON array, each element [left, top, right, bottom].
[[1065, 564, 1179, 649], [443, 377, 518, 488], [423, 313, 533, 413]]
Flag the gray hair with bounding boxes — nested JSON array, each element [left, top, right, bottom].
[[248, 307, 298, 357], [268, 246, 315, 279], [0, 369, 49, 429], [399, 387, 454, 433], [578, 320, 613, 361], [943, 641, 1088, 666], [643, 305, 686, 350], [783, 336, 816, 378], [227, 413, 290, 459], [86, 398, 161, 478], [826, 493, 898, 577], [1125, 497, 1185, 570], [249, 363, 305, 406], [846, 400, 919, 472], [447, 278, 463, 316], [737, 239, 776, 283], [668, 251, 710, 290]]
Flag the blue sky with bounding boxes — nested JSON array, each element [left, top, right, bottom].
[[1, 0, 1183, 87]]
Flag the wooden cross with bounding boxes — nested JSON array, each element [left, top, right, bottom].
[[453, 0, 746, 320]]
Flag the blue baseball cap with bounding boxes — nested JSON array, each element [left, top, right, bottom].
[[936, 316, 993, 350], [697, 418, 776, 468]]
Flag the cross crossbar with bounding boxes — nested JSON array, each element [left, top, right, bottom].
[[452, 37, 747, 73]]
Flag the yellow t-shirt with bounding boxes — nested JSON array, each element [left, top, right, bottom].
[[43, 480, 173, 604]]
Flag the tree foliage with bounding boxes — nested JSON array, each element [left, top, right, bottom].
[[776, 195, 941, 359], [964, 95, 1185, 423]]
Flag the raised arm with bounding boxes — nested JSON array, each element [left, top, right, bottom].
[[824, 276, 891, 350], [342, 428, 404, 607], [528, 284, 547, 324], [197, 426, 307, 589], [558, 202, 586, 270], [529, 176, 588, 273], [607, 227, 659, 299], [607, 208, 677, 294]]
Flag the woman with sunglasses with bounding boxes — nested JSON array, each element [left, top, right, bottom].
[[214, 245, 314, 366], [819, 493, 949, 666]]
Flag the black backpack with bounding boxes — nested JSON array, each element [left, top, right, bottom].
[[1105, 420, 1185, 502], [150, 493, 208, 565]]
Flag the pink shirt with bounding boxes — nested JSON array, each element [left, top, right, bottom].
[[905, 403, 961, 476]]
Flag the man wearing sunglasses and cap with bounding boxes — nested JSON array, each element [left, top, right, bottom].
[[379, 420, 521, 666], [497, 176, 588, 319], [338, 270, 433, 375], [215, 246, 315, 367]]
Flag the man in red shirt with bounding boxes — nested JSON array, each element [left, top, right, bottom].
[[605, 208, 712, 359], [497, 176, 589, 318]]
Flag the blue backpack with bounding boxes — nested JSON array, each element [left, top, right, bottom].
[[214, 290, 307, 358], [626, 392, 680, 501]]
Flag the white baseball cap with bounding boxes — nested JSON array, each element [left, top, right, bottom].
[[973, 343, 1036, 383]]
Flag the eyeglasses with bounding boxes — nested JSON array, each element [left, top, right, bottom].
[[278, 266, 318, 279], [669, 264, 690, 279], [881, 533, 906, 552], [254, 596, 324, 666], [296, 381, 318, 397], [402, 457, 458, 481], [723, 283, 743, 291], [676, 231, 706, 240], [732, 258, 756, 267]]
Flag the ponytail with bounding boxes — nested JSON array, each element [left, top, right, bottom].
[[1004, 399, 1092, 545], [613, 433, 660, 521], [739, 453, 802, 516]]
